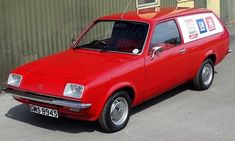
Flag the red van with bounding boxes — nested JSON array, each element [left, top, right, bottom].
[[3, 8, 231, 132]]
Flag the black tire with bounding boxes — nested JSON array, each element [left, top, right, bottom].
[[193, 59, 214, 90], [98, 91, 131, 133]]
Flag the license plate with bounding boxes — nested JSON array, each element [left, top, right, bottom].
[[29, 104, 59, 118]]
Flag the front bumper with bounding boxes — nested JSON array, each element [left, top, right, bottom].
[[3, 88, 91, 109]]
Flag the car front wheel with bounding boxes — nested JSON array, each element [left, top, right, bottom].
[[98, 91, 131, 133], [193, 59, 214, 90]]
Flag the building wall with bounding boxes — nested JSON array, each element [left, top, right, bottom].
[[160, 0, 207, 8], [194, 0, 207, 8], [207, 0, 220, 17], [220, 0, 235, 24], [160, 0, 177, 7]]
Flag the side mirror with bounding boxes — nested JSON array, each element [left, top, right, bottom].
[[151, 46, 162, 59]]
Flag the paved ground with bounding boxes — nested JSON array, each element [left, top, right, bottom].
[[0, 26, 235, 141]]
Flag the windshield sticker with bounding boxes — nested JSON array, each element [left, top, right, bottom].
[[196, 18, 207, 34], [132, 49, 140, 54], [205, 17, 216, 31], [185, 19, 198, 40]]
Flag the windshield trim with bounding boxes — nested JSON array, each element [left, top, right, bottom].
[[73, 20, 150, 56]]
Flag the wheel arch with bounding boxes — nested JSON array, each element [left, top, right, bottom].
[[191, 51, 217, 81], [106, 82, 137, 106], [206, 54, 216, 64], [204, 50, 217, 65], [80, 82, 137, 121], [112, 86, 135, 102], [98, 83, 135, 132]]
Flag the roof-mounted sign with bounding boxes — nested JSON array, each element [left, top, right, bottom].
[[176, 0, 194, 8], [176, 0, 194, 3], [136, 0, 159, 10]]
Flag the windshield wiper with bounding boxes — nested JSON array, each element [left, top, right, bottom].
[[99, 48, 109, 53], [73, 44, 89, 50], [73, 46, 80, 50], [99, 44, 115, 53]]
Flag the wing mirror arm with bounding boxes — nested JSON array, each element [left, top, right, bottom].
[[151, 46, 162, 60]]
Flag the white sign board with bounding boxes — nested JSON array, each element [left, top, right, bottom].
[[177, 13, 224, 43], [136, 0, 158, 9], [176, 0, 194, 3]]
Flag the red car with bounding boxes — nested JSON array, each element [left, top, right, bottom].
[[3, 8, 231, 132]]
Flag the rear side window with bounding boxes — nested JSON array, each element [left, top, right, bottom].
[[177, 13, 224, 43], [151, 20, 181, 48]]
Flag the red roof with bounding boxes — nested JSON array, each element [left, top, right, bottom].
[[98, 7, 212, 24]]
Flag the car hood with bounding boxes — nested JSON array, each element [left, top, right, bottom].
[[17, 49, 138, 83]]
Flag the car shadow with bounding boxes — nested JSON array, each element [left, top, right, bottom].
[[5, 104, 102, 133], [131, 84, 189, 115], [5, 84, 191, 133]]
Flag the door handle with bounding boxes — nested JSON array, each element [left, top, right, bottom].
[[179, 48, 186, 54]]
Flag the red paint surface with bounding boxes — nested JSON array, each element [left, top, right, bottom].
[[8, 8, 230, 121]]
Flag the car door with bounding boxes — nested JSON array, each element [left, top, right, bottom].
[[144, 20, 189, 100]]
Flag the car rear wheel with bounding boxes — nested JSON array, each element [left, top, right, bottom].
[[98, 91, 131, 133], [193, 59, 214, 90]]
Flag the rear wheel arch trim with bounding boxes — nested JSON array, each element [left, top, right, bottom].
[[194, 52, 216, 78], [204, 50, 217, 64], [206, 54, 217, 64], [190, 51, 217, 81]]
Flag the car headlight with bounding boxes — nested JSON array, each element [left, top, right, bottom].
[[63, 83, 85, 98], [7, 73, 23, 87]]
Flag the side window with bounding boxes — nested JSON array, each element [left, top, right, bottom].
[[151, 20, 181, 48]]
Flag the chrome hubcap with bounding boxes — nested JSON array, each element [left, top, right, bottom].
[[110, 97, 128, 126], [202, 63, 213, 85]]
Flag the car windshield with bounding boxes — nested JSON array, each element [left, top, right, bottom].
[[75, 21, 149, 54]]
